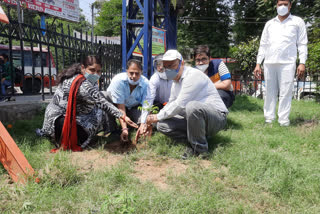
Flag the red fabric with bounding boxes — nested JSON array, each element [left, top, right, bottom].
[[51, 74, 86, 153]]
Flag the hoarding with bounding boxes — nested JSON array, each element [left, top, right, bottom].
[[133, 26, 166, 56], [3, 0, 80, 22]]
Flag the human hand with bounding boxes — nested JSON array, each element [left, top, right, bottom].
[[120, 115, 138, 129], [146, 114, 158, 125], [253, 64, 262, 79], [135, 123, 147, 142], [297, 64, 306, 80], [120, 129, 129, 142]]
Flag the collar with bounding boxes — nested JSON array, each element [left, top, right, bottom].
[[275, 13, 292, 22]]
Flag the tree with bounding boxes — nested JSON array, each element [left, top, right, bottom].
[[177, 0, 231, 57], [95, 0, 122, 36]]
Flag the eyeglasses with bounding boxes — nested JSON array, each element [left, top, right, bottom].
[[195, 57, 209, 63]]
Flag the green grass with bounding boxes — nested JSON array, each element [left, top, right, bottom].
[[1, 95, 320, 213]]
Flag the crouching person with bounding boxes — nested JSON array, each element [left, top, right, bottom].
[[36, 56, 138, 152], [106, 59, 149, 142], [146, 50, 228, 159]]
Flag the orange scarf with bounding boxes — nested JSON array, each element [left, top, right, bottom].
[[51, 74, 86, 153]]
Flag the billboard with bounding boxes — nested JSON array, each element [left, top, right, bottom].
[[3, 0, 80, 22], [133, 26, 166, 56]]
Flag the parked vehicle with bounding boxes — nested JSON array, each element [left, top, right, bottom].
[[0, 44, 57, 93], [251, 79, 318, 100]]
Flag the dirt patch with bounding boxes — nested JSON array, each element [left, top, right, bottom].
[[70, 150, 123, 172], [133, 159, 211, 190], [296, 119, 319, 136]]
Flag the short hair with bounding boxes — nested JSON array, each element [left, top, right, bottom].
[[276, 0, 291, 4], [1, 53, 9, 60], [194, 45, 210, 59], [126, 59, 142, 71]]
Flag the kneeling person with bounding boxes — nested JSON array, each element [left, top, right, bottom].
[[146, 50, 228, 158]]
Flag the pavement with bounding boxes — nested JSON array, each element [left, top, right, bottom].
[[0, 94, 53, 124]]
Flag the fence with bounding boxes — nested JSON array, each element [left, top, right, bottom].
[[0, 7, 121, 101], [223, 58, 320, 101]]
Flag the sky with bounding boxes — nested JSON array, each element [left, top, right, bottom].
[[79, 0, 96, 23]]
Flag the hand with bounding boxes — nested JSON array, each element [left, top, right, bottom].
[[253, 64, 262, 79], [120, 129, 129, 142], [297, 64, 306, 80], [120, 115, 138, 129], [135, 123, 147, 142], [146, 114, 158, 125]]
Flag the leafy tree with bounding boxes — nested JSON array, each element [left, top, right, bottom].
[[177, 0, 231, 57], [95, 0, 122, 36], [230, 37, 260, 77]]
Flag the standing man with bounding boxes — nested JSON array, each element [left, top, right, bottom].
[[0, 54, 14, 101], [254, 0, 308, 126], [146, 50, 228, 159], [194, 45, 235, 108]]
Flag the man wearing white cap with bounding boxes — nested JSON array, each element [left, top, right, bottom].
[[146, 49, 228, 159], [254, 0, 308, 126]]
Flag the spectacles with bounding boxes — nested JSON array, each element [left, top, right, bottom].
[[195, 57, 209, 63]]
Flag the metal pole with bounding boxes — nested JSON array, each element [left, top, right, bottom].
[[91, 4, 94, 44], [16, 0, 21, 23]]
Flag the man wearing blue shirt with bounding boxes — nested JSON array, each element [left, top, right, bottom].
[[107, 59, 149, 142]]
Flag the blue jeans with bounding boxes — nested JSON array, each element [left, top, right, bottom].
[[1, 79, 12, 96]]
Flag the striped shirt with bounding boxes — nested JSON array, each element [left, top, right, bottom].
[[207, 60, 233, 91]]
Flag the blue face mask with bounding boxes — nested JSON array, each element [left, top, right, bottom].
[[84, 72, 100, 85], [127, 77, 140, 85], [165, 58, 182, 80]]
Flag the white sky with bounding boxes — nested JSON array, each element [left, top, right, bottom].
[[79, 0, 96, 23]]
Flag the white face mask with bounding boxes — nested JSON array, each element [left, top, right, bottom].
[[277, 5, 289, 16], [156, 70, 168, 80], [196, 64, 209, 72], [127, 77, 140, 85]]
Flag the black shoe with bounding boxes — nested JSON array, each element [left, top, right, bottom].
[[181, 147, 210, 160]]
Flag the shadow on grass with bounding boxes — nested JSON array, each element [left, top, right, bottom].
[[230, 95, 263, 112], [208, 134, 232, 153], [225, 118, 243, 130], [290, 116, 319, 127]]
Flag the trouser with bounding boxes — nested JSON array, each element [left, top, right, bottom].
[[218, 89, 235, 108], [157, 101, 227, 153], [1, 79, 12, 96], [264, 63, 296, 125], [54, 116, 88, 147]]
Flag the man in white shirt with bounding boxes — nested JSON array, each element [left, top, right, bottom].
[[135, 54, 173, 140], [146, 49, 228, 159], [254, 0, 308, 126]]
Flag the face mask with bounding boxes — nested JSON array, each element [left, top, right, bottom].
[[84, 72, 100, 85], [196, 64, 209, 72], [127, 77, 140, 85], [277, 5, 289, 16], [165, 58, 182, 80]]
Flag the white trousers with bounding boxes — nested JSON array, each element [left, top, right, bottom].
[[264, 63, 296, 125]]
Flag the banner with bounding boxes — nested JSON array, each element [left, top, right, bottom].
[[133, 26, 166, 56], [0, 6, 9, 24], [3, 0, 80, 22]]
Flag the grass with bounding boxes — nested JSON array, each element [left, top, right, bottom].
[[1, 95, 320, 213]]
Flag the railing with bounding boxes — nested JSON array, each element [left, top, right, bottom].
[[0, 8, 121, 101]]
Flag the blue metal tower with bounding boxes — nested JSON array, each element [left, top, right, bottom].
[[122, 0, 178, 78]]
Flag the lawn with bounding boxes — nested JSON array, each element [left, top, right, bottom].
[[1, 95, 320, 213]]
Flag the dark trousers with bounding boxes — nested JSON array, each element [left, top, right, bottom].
[[218, 89, 235, 108], [54, 116, 88, 146]]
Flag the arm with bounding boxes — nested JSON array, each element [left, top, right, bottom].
[[215, 62, 232, 91], [117, 104, 129, 142], [255, 23, 269, 79], [296, 19, 308, 79]]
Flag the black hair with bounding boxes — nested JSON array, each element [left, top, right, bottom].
[[193, 45, 210, 59], [276, 0, 291, 4], [56, 55, 102, 84], [126, 59, 143, 71]]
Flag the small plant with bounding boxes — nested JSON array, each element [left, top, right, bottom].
[[138, 101, 159, 114], [101, 191, 137, 214]]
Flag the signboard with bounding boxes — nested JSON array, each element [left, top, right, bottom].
[[133, 26, 166, 56], [0, 6, 9, 24], [3, 0, 80, 22]]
